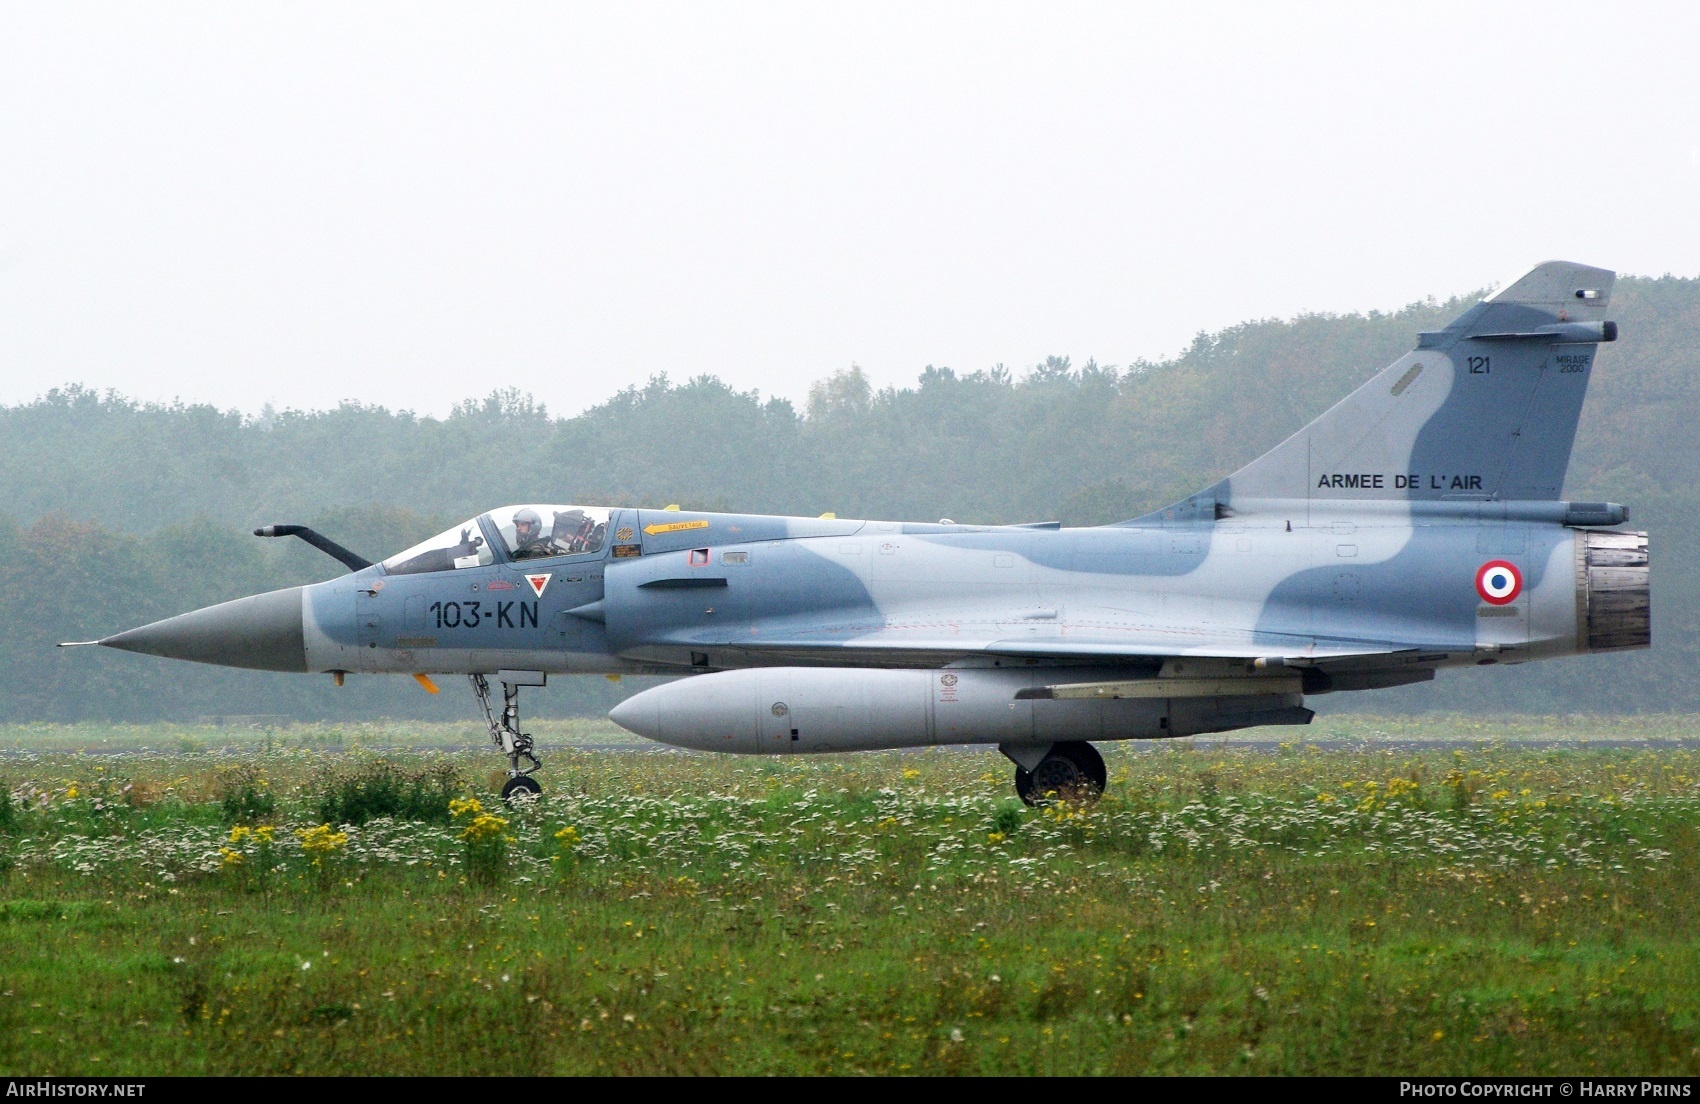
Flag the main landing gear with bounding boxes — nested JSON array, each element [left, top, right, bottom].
[[470, 673, 543, 801], [1013, 741, 1107, 807]]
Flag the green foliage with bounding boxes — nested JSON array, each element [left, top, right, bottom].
[[2, 276, 1697, 719], [2, 740, 1700, 1073], [0, 900, 57, 922], [216, 766, 276, 825], [990, 802, 1025, 836], [313, 759, 460, 827]]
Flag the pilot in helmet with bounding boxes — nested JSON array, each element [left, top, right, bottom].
[[511, 508, 550, 557]]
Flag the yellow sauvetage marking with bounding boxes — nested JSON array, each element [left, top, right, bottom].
[[643, 519, 710, 536]]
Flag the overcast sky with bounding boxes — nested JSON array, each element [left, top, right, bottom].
[[2, 2, 1697, 419]]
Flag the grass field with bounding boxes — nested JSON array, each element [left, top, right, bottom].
[[3, 717, 1700, 1075]]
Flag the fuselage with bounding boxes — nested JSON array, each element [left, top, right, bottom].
[[291, 501, 1640, 683]]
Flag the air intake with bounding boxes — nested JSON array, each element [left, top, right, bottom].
[[1577, 531, 1650, 653]]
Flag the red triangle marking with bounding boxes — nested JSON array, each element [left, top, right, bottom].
[[524, 573, 550, 598]]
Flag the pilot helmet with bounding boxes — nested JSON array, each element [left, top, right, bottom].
[[513, 507, 542, 539]]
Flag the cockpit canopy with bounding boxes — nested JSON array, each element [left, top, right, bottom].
[[382, 505, 612, 575], [491, 504, 609, 561]]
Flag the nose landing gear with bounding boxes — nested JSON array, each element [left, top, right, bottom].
[[1013, 741, 1107, 807], [470, 672, 544, 800]]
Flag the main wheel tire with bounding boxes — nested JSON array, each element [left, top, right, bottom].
[[1014, 743, 1105, 807], [1055, 741, 1107, 792], [501, 775, 543, 801]]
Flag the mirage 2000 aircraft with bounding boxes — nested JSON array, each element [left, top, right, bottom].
[[65, 261, 1649, 803]]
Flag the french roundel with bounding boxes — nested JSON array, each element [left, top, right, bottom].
[[1476, 560, 1522, 605]]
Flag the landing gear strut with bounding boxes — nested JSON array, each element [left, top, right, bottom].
[[470, 673, 543, 799], [1014, 741, 1107, 807]]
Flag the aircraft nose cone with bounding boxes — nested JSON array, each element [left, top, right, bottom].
[[101, 586, 307, 672]]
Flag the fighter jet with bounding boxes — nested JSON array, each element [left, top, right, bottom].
[[64, 261, 1648, 803]]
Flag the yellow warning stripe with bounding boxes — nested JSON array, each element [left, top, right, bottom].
[[643, 519, 710, 535]]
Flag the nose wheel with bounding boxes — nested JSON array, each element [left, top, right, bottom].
[[1014, 741, 1106, 806], [470, 673, 543, 797], [500, 775, 542, 801]]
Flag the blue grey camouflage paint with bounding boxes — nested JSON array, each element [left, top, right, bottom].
[[86, 262, 1648, 762]]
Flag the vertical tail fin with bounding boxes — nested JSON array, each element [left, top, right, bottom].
[[1202, 261, 1616, 512]]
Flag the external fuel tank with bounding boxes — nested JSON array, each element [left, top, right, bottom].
[[608, 666, 1308, 754]]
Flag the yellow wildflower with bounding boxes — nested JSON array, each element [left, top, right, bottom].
[[554, 826, 581, 846], [229, 825, 252, 843], [218, 847, 245, 869], [449, 797, 484, 819], [296, 824, 349, 856], [460, 813, 509, 842]]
